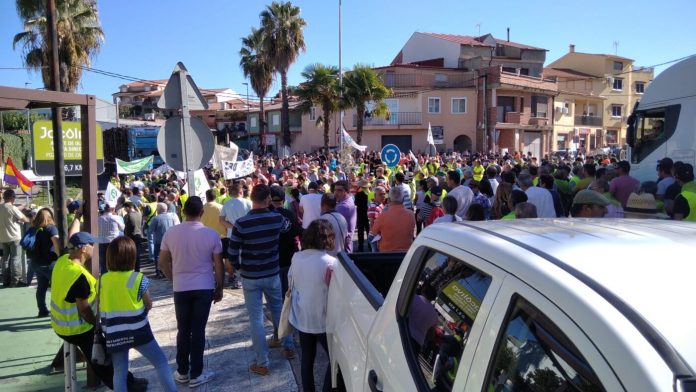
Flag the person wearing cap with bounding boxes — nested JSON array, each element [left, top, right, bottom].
[[51, 228, 147, 391], [672, 164, 696, 221], [67, 200, 81, 227], [0, 189, 30, 287], [589, 179, 624, 218], [570, 190, 610, 218]]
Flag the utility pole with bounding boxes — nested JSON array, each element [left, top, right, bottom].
[[46, 0, 68, 250], [338, 0, 344, 161]]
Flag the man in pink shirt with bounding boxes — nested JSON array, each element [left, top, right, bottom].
[[610, 161, 640, 208], [160, 196, 224, 387]]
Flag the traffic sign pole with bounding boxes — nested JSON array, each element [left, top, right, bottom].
[[178, 69, 196, 198]]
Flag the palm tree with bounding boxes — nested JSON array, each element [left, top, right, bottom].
[[296, 64, 340, 152], [13, 0, 104, 93], [260, 1, 306, 148], [240, 27, 274, 152], [342, 65, 392, 144]]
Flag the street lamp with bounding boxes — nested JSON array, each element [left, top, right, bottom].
[[243, 82, 252, 149]]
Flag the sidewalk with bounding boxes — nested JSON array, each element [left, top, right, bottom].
[[0, 274, 300, 391]]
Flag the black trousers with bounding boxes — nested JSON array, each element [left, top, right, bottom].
[[59, 328, 135, 390], [298, 331, 331, 392], [356, 219, 369, 252], [174, 290, 213, 379]]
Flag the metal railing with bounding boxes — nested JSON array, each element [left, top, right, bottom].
[[352, 112, 422, 127], [574, 115, 603, 126]]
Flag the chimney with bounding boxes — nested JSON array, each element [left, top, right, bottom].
[[507, 27, 510, 42], [569, 44, 575, 53]]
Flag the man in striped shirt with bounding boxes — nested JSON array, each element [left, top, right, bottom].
[[228, 184, 295, 375]]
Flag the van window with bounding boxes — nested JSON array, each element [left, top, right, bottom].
[[629, 105, 680, 163], [485, 296, 605, 391], [403, 250, 492, 391]]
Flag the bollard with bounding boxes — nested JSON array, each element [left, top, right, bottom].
[[63, 342, 77, 392]]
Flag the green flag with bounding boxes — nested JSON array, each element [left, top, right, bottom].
[[116, 156, 154, 174]]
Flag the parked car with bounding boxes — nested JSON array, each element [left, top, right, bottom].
[[327, 219, 696, 392]]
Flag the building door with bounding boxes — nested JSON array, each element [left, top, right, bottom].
[[523, 131, 541, 158], [381, 135, 412, 153], [453, 135, 472, 153]]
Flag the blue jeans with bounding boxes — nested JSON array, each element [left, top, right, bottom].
[[174, 290, 213, 378], [241, 274, 294, 367], [31, 260, 53, 314], [112, 339, 177, 392], [2, 241, 21, 285], [153, 242, 162, 274]]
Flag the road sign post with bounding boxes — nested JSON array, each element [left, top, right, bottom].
[[157, 63, 214, 198]]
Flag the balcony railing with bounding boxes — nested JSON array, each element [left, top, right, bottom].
[[380, 73, 476, 89], [574, 115, 603, 126], [352, 112, 422, 127]]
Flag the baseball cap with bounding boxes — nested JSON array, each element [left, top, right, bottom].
[[69, 232, 97, 249], [67, 200, 81, 213], [572, 190, 610, 207]]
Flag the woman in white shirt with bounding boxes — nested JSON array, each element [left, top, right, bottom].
[[288, 220, 336, 392]]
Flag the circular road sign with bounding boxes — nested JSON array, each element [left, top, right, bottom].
[[380, 144, 401, 167]]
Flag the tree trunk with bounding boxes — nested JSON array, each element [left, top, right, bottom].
[[259, 97, 266, 154], [323, 110, 331, 154], [356, 105, 365, 144], [280, 71, 291, 147]]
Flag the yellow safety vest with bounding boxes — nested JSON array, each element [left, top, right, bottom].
[[680, 181, 696, 221], [99, 271, 151, 350], [50, 254, 97, 336], [473, 165, 484, 182]]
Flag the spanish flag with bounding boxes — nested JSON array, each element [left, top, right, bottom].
[[4, 157, 34, 194]]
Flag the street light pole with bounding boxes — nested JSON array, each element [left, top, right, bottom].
[[338, 0, 344, 161], [25, 82, 31, 133], [243, 82, 253, 151]]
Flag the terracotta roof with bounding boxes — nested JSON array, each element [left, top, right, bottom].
[[544, 67, 598, 79], [373, 63, 461, 71], [498, 73, 558, 93], [121, 79, 168, 88], [420, 32, 546, 51], [566, 51, 634, 62]]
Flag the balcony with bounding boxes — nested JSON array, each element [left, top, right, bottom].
[[380, 73, 475, 89], [352, 112, 422, 127], [574, 115, 603, 126], [529, 117, 549, 126]]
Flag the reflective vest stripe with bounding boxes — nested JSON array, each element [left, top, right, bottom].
[[102, 318, 148, 334], [51, 316, 86, 327], [51, 302, 79, 315], [100, 308, 145, 319], [125, 271, 138, 289], [50, 254, 97, 336]]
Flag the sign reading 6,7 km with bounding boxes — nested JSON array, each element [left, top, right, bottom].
[[32, 120, 104, 176]]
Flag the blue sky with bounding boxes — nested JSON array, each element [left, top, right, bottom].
[[1, 0, 695, 102]]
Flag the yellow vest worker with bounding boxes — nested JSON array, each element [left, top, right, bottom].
[[679, 181, 696, 221], [473, 164, 484, 182], [99, 271, 154, 351], [51, 252, 97, 336]]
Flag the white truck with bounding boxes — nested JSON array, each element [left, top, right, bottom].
[[327, 220, 696, 391], [627, 55, 696, 181]]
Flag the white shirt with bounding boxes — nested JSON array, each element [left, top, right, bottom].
[[288, 249, 336, 334], [447, 185, 475, 218], [220, 197, 252, 237], [524, 186, 556, 218], [433, 214, 463, 224], [656, 176, 675, 197], [489, 178, 500, 196], [299, 193, 323, 229]]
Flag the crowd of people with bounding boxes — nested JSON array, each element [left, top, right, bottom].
[[0, 146, 694, 391]]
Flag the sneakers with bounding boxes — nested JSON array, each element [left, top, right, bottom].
[[249, 362, 269, 376], [37, 310, 50, 318], [283, 348, 296, 360], [173, 370, 189, 384], [188, 371, 213, 387], [267, 337, 281, 348]]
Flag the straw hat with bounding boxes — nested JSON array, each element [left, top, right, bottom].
[[624, 193, 669, 219]]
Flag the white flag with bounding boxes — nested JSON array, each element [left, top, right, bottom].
[[191, 170, 210, 199], [105, 182, 122, 207], [342, 127, 367, 152], [426, 122, 435, 145], [409, 150, 422, 171]]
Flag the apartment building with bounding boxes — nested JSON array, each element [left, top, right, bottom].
[[546, 45, 654, 151], [246, 98, 303, 152]]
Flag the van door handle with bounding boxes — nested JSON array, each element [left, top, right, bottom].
[[368, 370, 383, 392]]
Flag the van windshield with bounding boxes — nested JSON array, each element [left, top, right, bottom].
[[630, 105, 679, 163]]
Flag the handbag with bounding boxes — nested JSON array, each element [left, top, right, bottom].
[[278, 281, 295, 339], [91, 277, 111, 366]]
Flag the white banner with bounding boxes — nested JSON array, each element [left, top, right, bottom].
[[212, 144, 239, 170], [152, 163, 171, 176], [342, 128, 367, 152], [105, 182, 122, 207], [426, 122, 435, 145], [222, 154, 255, 180], [191, 169, 210, 199]]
